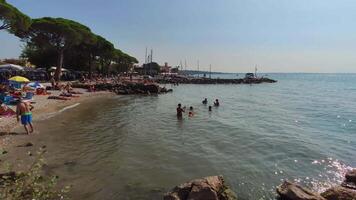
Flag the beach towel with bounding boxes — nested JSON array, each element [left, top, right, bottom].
[[0, 104, 16, 117]]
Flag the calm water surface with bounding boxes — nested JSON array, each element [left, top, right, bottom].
[[34, 73, 356, 200]]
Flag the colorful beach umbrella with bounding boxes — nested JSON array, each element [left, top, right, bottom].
[[26, 82, 44, 89], [8, 76, 30, 82]]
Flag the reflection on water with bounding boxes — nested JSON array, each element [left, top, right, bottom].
[[33, 74, 355, 200]]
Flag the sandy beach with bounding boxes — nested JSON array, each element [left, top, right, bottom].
[[0, 87, 114, 148]]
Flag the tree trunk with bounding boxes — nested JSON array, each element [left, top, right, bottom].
[[54, 49, 64, 82], [88, 53, 93, 79]]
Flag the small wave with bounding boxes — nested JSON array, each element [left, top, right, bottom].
[[38, 103, 81, 121]]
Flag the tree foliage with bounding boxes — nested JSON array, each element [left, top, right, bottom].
[[0, 0, 138, 78], [25, 17, 96, 80], [0, 0, 31, 37]]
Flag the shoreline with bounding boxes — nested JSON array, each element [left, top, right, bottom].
[[0, 88, 114, 148]]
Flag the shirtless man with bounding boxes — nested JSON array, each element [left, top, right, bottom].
[[16, 99, 34, 134], [176, 103, 185, 119]]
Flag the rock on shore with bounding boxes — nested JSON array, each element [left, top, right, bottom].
[[277, 181, 326, 200], [72, 82, 172, 95], [277, 168, 356, 200], [321, 186, 356, 200], [164, 176, 237, 200]]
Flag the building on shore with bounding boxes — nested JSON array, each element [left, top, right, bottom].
[[134, 62, 179, 76]]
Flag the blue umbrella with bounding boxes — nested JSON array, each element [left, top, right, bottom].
[[27, 82, 44, 89]]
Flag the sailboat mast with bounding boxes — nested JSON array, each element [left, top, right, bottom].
[[197, 60, 200, 78], [255, 65, 258, 78]]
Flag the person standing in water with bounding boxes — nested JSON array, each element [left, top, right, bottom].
[[176, 103, 185, 119], [16, 98, 34, 134], [214, 99, 220, 106], [188, 106, 194, 117], [209, 106, 212, 111], [202, 98, 208, 104]]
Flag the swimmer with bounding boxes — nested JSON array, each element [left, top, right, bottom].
[[176, 103, 185, 118], [202, 98, 208, 104], [188, 106, 194, 117], [214, 99, 220, 106], [209, 106, 212, 111]]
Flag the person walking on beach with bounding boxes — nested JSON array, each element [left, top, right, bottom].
[[16, 98, 34, 134], [176, 103, 185, 119]]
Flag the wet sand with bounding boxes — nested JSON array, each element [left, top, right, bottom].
[[0, 89, 114, 173]]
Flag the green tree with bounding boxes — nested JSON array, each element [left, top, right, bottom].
[[0, 0, 31, 37], [25, 17, 95, 81], [21, 44, 58, 69], [111, 49, 138, 73], [96, 36, 115, 74]]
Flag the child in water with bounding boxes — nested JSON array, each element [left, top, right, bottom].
[[188, 106, 194, 117]]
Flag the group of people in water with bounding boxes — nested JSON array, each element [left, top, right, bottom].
[[176, 98, 220, 119]]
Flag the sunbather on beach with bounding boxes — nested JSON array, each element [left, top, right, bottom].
[[0, 101, 16, 117], [16, 98, 34, 134]]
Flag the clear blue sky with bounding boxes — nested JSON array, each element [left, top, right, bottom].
[[1, 0, 356, 72]]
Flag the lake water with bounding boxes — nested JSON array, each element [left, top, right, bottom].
[[34, 73, 356, 200]]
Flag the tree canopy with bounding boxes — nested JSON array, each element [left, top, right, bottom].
[[25, 17, 97, 80], [0, 0, 31, 37], [27, 17, 95, 51], [1, 0, 138, 79]]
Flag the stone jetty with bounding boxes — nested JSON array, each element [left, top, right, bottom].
[[72, 82, 173, 95], [156, 77, 277, 84]]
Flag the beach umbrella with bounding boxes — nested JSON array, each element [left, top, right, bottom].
[[0, 64, 24, 71], [8, 76, 30, 82], [26, 82, 44, 89]]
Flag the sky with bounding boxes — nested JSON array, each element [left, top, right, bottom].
[[1, 0, 356, 73]]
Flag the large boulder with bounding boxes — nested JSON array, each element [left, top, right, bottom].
[[276, 181, 326, 200], [321, 186, 356, 200], [164, 176, 237, 200]]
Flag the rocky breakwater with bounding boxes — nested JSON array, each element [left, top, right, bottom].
[[72, 82, 173, 95], [277, 168, 356, 200], [164, 176, 237, 200], [156, 77, 277, 85]]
